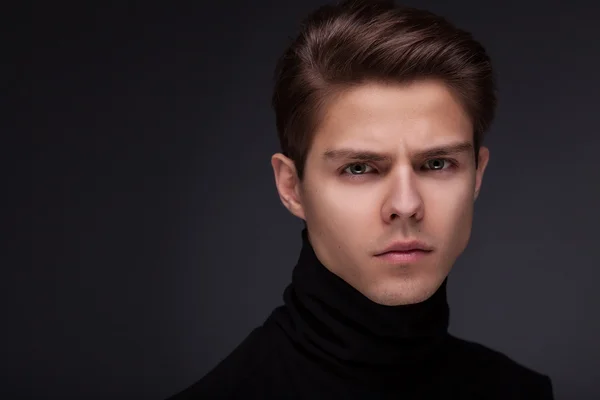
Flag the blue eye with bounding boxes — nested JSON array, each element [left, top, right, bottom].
[[343, 163, 375, 175], [424, 158, 453, 171]]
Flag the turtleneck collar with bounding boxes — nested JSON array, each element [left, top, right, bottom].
[[275, 228, 450, 386]]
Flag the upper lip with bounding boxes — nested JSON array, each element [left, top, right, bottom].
[[376, 240, 433, 254]]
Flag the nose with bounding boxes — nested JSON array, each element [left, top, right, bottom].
[[381, 167, 424, 224]]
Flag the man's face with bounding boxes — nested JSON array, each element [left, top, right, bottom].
[[274, 79, 489, 306]]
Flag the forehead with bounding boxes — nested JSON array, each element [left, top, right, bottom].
[[312, 80, 473, 150]]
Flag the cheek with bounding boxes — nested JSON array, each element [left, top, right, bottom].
[[302, 181, 380, 254], [428, 188, 474, 249], [306, 179, 375, 220], [300, 180, 375, 270]]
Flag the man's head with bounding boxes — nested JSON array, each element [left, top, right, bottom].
[[271, 0, 494, 306]]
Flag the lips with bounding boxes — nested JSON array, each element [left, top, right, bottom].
[[376, 240, 433, 255], [374, 248, 431, 264], [373, 239, 433, 265]]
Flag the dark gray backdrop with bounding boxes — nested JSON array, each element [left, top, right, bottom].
[[17, 0, 600, 399]]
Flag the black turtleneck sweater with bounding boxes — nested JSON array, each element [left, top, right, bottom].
[[169, 229, 553, 399]]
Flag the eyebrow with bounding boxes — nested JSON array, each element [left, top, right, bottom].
[[322, 141, 474, 163]]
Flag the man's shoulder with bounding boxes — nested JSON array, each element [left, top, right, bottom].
[[446, 334, 554, 399], [167, 324, 275, 399], [446, 334, 543, 374]]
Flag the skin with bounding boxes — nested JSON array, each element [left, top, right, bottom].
[[271, 79, 489, 306]]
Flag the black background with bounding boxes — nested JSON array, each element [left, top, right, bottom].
[[15, 1, 600, 399]]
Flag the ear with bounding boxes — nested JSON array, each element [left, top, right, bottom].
[[271, 153, 306, 220], [474, 146, 490, 201]]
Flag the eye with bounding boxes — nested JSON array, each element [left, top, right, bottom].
[[342, 163, 375, 175], [423, 158, 454, 171]]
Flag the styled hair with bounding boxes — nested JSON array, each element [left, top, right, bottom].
[[271, 0, 497, 180]]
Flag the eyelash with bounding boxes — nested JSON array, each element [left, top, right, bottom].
[[340, 158, 458, 177]]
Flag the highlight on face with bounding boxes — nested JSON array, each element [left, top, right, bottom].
[[270, 0, 495, 305], [271, 79, 489, 305]]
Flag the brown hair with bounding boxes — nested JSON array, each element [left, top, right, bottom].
[[271, 0, 497, 180]]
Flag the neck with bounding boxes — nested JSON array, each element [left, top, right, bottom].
[[275, 228, 450, 386]]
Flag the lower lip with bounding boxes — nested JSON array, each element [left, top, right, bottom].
[[375, 250, 431, 263]]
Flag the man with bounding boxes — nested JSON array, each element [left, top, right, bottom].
[[170, 0, 554, 398]]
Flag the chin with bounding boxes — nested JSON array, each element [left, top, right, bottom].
[[362, 273, 443, 306]]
